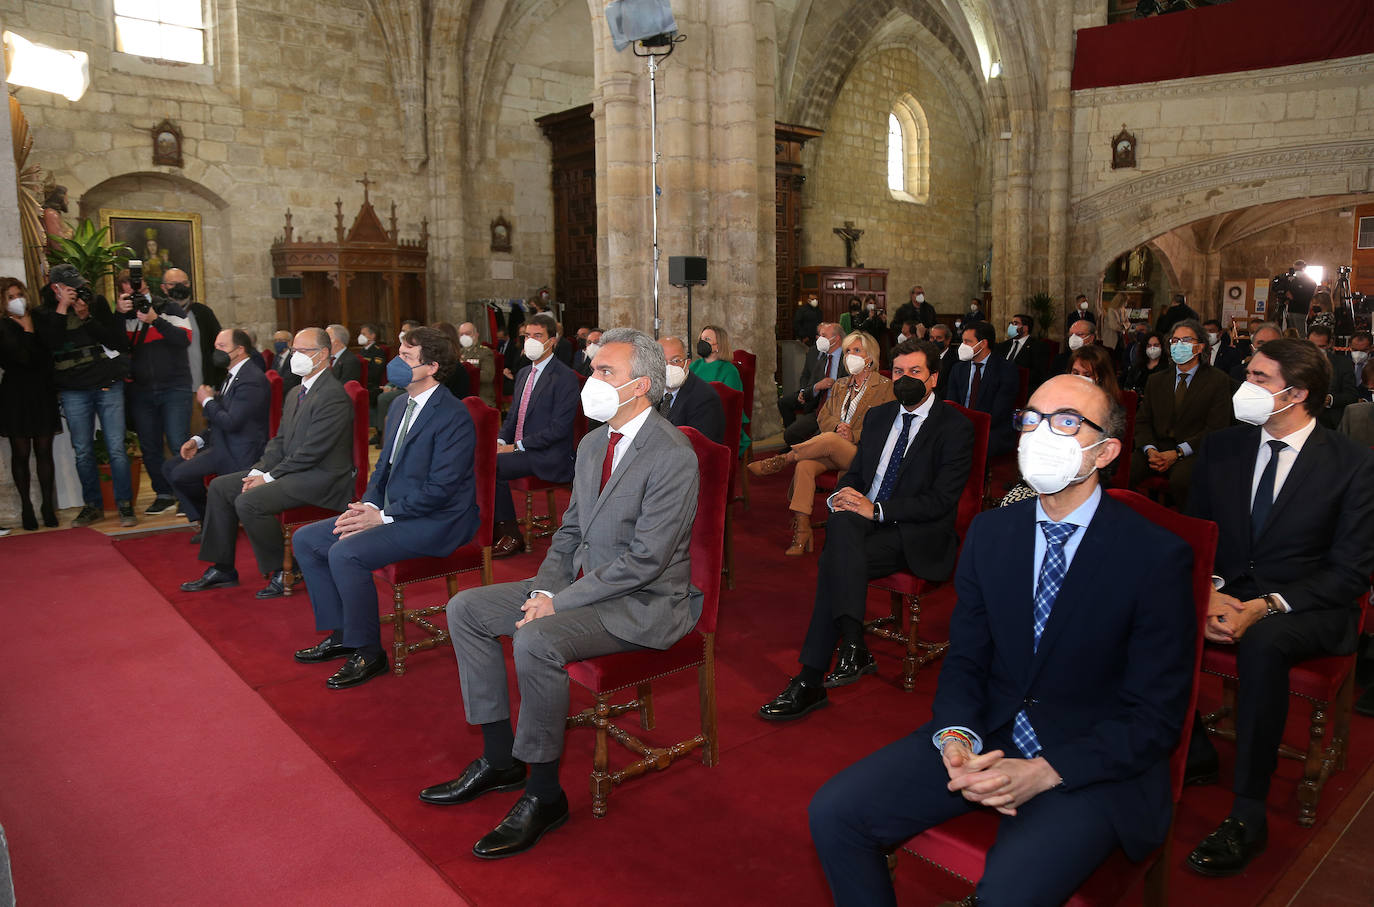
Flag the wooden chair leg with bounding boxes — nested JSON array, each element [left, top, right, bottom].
[[1143, 834, 1171, 907], [522, 490, 534, 533], [480, 546, 494, 585], [591, 692, 613, 819], [391, 585, 408, 676], [636, 682, 655, 730], [546, 488, 558, 533], [281, 525, 296, 596], [1333, 668, 1356, 772], [700, 638, 718, 767], [903, 594, 920, 692], [1297, 699, 1328, 828]]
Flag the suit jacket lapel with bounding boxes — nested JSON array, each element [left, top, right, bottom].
[[585, 421, 649, 525], [390, 392, 438, 469], [895, 401, 940, 483], [1263, 426, 1325, 529], [1028, 504, 1111, 681]]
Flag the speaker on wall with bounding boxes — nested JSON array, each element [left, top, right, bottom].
[[668, 256, 707, 287], [271, 276, 303, 299]]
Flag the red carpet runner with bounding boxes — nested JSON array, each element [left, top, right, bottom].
[[102, 474, 1374, 905]]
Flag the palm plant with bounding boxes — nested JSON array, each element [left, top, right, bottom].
[[45, 219, 134, 286], [1026, 292, 1054, 337]]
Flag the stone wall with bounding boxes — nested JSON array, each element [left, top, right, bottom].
[[801, 44, 986, 319]]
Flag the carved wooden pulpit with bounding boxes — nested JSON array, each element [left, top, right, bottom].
[[270, 176, 428, 336]]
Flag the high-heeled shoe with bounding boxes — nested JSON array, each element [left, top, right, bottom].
[[41, 488, 58, 528], [21, 506, 38, 532], [41, 506, 58, 528], [785, 512, 813, 556]]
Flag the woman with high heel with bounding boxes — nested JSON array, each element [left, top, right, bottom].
[[0, 278, 61, 530], [748, 331, 893, 555]]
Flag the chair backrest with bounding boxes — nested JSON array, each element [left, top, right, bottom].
[[709, 382, 744, 497], [1112, 389, 1138, 489], [1106, 488, 1219, 804], [464, 396, 499, 548], [945, 401, 990, 536], [262, 348, 275, 371], [731, 350, 757, 425], [678, 426, 730, 635], [265, 369, 284, 438], [492, 351, 506, 408], [343, 379, 370, 500], [462, 361, 480, 397], [1043, 338, 1060, 358], [357, 356, 369, 390], [1015, 366, 1030, 407]]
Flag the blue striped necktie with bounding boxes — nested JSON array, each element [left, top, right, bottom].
[[1011, 520, 1079, 758]]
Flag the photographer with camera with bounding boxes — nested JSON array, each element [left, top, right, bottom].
[[116, 261, 193, 516], [34, 264, 135, 527], [1272, 259, 1317, 336]]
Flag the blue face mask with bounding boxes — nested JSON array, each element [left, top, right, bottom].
[[273, 340, 288, 355], [1006, 322, 1020, 339], [1170, 340, 1196, 365], [386, 356, 417, 388]]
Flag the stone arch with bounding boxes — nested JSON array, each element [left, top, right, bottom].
[[69, 152, 234, 214]]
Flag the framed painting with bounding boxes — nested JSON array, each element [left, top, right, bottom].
[[98, 209, 204, 299]]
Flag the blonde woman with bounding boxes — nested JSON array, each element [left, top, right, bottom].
[[1101, 292, 1130, 350], [749, 331, 894, 555], [691, 324, 749, 455]]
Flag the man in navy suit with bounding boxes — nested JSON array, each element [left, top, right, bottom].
[[947, 321, 1018, 457], [758, 340, 973, 719], [291, 327, 480, 689], [494, 312, 579, 557], [808, 375, 1196, 906], [657, 336, 724, 444], [164, 329, 270, 539], [1184, 339, 1374, 876]]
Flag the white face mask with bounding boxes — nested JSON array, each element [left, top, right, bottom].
[[1079, 301, 1089, 311], [1068, 334, 1086, 351], [1353, 350, 1369, 366], [357, 333, 369, 346], [809, 299, 819, 308], [867, 303, 875, 312], [524, 336, 547, 361], [1232, 381, 1296, 426], [459, 334, 475, 349], [957, 342, 978, 362], [584, 341, 600, 359], [1206, 332, 1220, 346], [896, 333, 907, 344], [581, 376, 639, 422], [6, 298, 25, 317], [1018, 421, 1107, 495], [290, 349, 317, 377], [815, 336, 831, 354], [665, 364, 686, 390], [844, 354, 867, 376], [1145, 345, 1162, 361], [915, 294, 925, 303], [970, 304, 979, 313]]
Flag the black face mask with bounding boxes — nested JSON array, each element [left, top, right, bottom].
[[892, 376, 928, 407], [696, 339, 713, 359], [211, 349, 231, 369], [166, 283, 192, 301]]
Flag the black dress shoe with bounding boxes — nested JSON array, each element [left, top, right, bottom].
[[758, 676, 828, 721], [325, 651, 389, 689], [1183, 754, 1220, 786], [189, 531, 203, 544], [254, 569, 301, 599], [180, 566, 239, 592], [294, 637, 353, 664], [823, 643, 878, 688], [419, 757, 527, 806], [1186, 817, 1267, 877], [472, 791, 570, 859]]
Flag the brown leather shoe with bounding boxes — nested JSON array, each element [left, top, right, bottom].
[[785, 511, 813, 556], [492, 534, 527, 558], [747, 454, 789, 478]]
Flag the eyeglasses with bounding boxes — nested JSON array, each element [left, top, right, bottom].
[[1013, 408, 1105, 436], [289, 346, 323, 355]]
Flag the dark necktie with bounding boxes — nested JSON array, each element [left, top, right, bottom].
[[219, 372, 233, 396], [875, 413, 916, 502], [297, 385, 306, 404], [658, 392, 674, 416], [600, 431, 623, 492], [1251, 439, 1287, 540], [1012, 520, 1079, 758], [968, 362, 983, 407], [1175, 372, 1188, 410], [383, 399, 418, 510]]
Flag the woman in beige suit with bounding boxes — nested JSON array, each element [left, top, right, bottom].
[[749, 331, 894, 555]]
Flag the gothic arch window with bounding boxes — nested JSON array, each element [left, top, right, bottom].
[[887, 94, 930, 205]]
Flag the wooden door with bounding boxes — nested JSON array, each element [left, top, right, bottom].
[[538, 105, 598, 334]]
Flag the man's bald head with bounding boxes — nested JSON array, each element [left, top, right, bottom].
[[658, 336, 687, 362], [162, 268, 188, 287]]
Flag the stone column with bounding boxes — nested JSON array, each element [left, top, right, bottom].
[[1044, 1, 1073, 313]]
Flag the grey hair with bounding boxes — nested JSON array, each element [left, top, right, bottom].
[[1170, 318, 1205, 342], [326, 323, 349, 345], [601, 327, 667, 403]]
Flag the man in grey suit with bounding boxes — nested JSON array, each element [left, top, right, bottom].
[[181, 327, 356, 599], [419, 328, 702, 859]]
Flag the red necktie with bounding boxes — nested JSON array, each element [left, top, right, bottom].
[[600, 432, 623, 492]]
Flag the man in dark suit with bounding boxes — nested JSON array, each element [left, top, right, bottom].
[[1156, 293, 1200, 337], [997, 312, 1049, 391], [1306, 326, 1359, 429], [291, 328, 480, 690], [357, 322, 386, 410], [326, 323, 362, 385], [1049, 319, 1098, 377], [1229, 322, 1282, 384], [1131, 319, 1233, 509], [780, 322, 843, 447], [1185, 339, 1374, 876], [929, 323, 956, 400], [1066, 293, 1097, 330], [572, 328, 601, 378], [1202, 319, 1242, 376], [758, 340, 974, 719], [947, 321, 1018, 457], [494, 313, 579, 557], [421, 329, 700, 858], [180, 327, 356, 599], [809, 374, 1196, 905], [499, 324, 529, 399], [165, 329, 271, 537], [657, 336, 724, 444]]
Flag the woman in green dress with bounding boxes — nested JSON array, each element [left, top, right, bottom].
[[690, 323, 749, 455]]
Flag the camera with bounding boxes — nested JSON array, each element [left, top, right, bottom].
[[76, 285, 94, 304], [127, 259, 151, 314]]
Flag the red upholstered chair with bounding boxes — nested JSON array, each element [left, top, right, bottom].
[[709, 382, 744, 590], [1201, 591, 1371, 827], [1015, 366, 1030, 407], [731, 350, 757, 509], [462, 361, 480, 398], [902, 489, 1218, 907], [265, 369, 284, 438], [357, 356, 369, 391], [492, 351, 507, 414], [279, 380, 370, 596], [564, 426, 730, 817], [262, 348, 275, 372], [1043, 339, 1060, 358], [865, 403, 990, 690], [1111, 390, 1138, 489], [510, 409, 588, 542], [374, 397, 499, 675]]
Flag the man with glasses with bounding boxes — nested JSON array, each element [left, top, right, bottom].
[[809, 374, 1196, 906], [181, 327, 355, 599], [655, 336, 724, 444], [1130, 318, 1232, 510]]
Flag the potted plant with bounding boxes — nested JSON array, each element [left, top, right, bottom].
[[93, 428, 142, 511], [1026, 292, 1054, 338], [46, 218, 133, 290]]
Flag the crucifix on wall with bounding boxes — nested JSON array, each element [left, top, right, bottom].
[[833, 220, 864, 268]]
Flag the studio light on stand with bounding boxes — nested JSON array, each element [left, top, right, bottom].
[[605, 0, 683, 338]]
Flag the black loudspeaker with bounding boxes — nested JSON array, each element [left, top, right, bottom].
[[669, 256, 707, 287], [271, 276, 303, 299]]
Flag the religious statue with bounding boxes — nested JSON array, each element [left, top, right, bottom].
[[833, 220, 864, 268], [41, 183, 71, 253], [1127, 246, 1150, 286]]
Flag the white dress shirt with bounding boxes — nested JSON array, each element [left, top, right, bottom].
[[367, 382, 442, 523]]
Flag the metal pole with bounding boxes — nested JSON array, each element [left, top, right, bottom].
[[648, 51, 661, 338]]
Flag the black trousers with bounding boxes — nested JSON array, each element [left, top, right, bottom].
[[799, 512, 908, 672], [162, 446, 231, 524], [199, 469, 317, 576], [494, 450, 538, 523]]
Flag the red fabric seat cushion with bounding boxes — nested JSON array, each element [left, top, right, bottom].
[[567, 633, 706, 693], [376, 542, 485, 586], [509, 475, 568, 492], [1203, 645, 1352, 703], [867, 570, 935, 598], [281, 505, 340, 528]]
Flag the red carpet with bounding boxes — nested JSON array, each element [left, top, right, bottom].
[[0, 528, 465, 906], [94, 475, 1374, 904]]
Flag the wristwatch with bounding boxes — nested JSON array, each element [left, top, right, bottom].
[[1261, 593, 1283, 617]]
